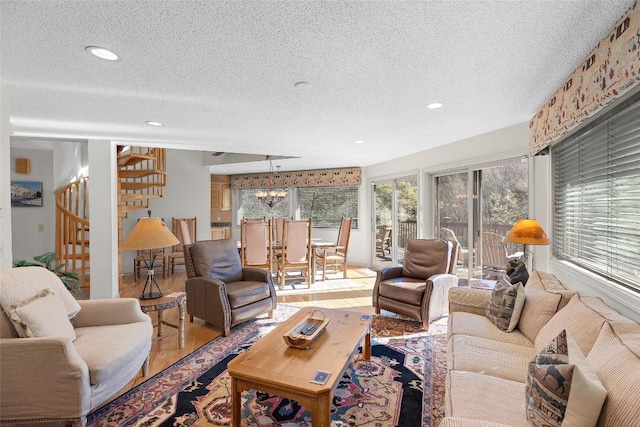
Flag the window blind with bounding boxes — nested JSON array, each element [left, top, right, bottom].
[[552, 96, 640, 292]]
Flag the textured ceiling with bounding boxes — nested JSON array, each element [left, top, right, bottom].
[[0, 0, 634, 173]]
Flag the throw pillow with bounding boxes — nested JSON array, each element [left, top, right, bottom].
[[485, 278, 525, 332], [586, 321, 640, 427], [525, 329, 607, 427], [6, 288, 76, 341]]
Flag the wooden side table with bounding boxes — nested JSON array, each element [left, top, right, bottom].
[[139, 292, 186, 348]]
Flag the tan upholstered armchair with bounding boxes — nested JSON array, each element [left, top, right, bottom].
[[184, 239, 277, 336], [372, 239, 459, 330], [0, 267, 153, 427]]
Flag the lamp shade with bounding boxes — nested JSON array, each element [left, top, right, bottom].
[[504, 218, 550, 245], [121, 217, 179, 251]]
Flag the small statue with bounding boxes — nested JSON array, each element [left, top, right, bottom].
[[506, 260, 529, 286]]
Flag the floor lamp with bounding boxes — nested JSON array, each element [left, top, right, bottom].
[[504, 218, 550, 272], [122, 216, 179, 300]]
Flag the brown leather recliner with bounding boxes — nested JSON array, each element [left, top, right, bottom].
[[372, 239, 459, 330], [184, 239, 277, 336]]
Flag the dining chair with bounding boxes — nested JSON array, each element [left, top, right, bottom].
[[276, 219, 312, 290], [240, 217, 273, 272], [168, 217, 197, 275], [315, 217, 352, 281]]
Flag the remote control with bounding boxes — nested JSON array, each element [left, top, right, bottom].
[[300, 323, 317, 335]]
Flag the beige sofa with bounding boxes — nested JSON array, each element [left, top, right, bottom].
[[442, 270, 640, 427], [0, 267, 153, 426]]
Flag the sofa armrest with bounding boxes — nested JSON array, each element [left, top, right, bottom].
[[439, 417, 515, 427], [72, 298, 151, 328], [0, 337, 91, 420], [448, 287, 492, 316]]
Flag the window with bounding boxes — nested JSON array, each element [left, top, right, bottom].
[[552, 95, 640, 292], [236, 185, 359, 228], [236, 189, 290, 220], [296, 186, 358, 228]]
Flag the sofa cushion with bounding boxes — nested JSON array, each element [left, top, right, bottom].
[[445, 370, 527, 425], [226, 280, 273, 308], [587, 321, 640, 427], [525, 330, 607, 427], [378, 277, 425, 305], [448, 334, 534, 382], [535, 294, 635, 356], [485, 279, 525, 332], [0, 267, 81, 323], [518, 270, 575, 342], [74, 322, 152, 385], [448, 312, 533, 347], [6, 289, 76, 341]]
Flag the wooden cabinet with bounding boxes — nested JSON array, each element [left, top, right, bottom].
[[222, 185, 231, 210], [211, 227, 231, 240], [211, 227, 226, 240], [211, 183, 231, 211]]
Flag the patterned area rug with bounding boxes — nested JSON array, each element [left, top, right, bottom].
[[88, 305, 447, 427]]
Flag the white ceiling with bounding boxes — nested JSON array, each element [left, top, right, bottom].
[[0, 0, 633, 174]]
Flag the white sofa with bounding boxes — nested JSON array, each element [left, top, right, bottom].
[[0, 267, 153, 426], [442, 270, 640, 427]]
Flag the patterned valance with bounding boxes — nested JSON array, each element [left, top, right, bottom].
[[529, 2, 640, 154], [231, 167, 361, 189]]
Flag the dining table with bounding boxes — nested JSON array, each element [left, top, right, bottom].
[[237, 237, 336, 283]]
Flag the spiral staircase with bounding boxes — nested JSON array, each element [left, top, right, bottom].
[[55, 146, 166, 289]]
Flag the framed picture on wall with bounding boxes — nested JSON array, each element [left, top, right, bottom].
[[11, 181, 43, 207]]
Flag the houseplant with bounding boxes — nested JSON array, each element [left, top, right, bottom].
[[13, 252, 80, 293]]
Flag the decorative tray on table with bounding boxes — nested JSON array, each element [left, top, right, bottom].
[[283, 310, 330, 349]]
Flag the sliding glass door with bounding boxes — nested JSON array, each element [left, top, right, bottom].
[[372, 175, 418, 268], [434, 160, 528, 280]]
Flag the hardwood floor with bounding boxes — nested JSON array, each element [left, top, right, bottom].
[[117, 265, 378, 392]]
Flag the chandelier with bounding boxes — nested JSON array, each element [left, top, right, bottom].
[[255, 156, 287, 208]]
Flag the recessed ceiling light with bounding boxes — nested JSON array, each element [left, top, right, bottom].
[[294, 81, 311, 88], [427, 102, 444, 109], [145, 121, 163, 126], [353, 140, 365, 144], [85, 46, 120, 61]]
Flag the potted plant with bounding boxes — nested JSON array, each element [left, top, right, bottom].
[[13, 252, 80, 293]]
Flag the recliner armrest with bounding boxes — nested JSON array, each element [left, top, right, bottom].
[[377, 266, 404, 281], [72, 298, 151, 328], [242, 268, 271, 283]]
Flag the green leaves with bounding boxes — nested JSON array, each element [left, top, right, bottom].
[[13, 252, 80, 293]]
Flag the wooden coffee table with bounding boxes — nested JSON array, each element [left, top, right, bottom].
[[227, 306, 372, 426]]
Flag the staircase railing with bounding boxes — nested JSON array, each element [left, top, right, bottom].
[[55, 177, 90, 288], [118, 147, 166, 215]]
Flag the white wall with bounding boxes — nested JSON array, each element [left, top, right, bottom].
[[0, 83, 12, 268], [9, 148, 55, 262], [120, 148, 211, 274], [8, 141, 87, 264]]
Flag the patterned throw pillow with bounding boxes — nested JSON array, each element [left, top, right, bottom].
[[526, 330, 607, 427], [485, 278, 525, 332]]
